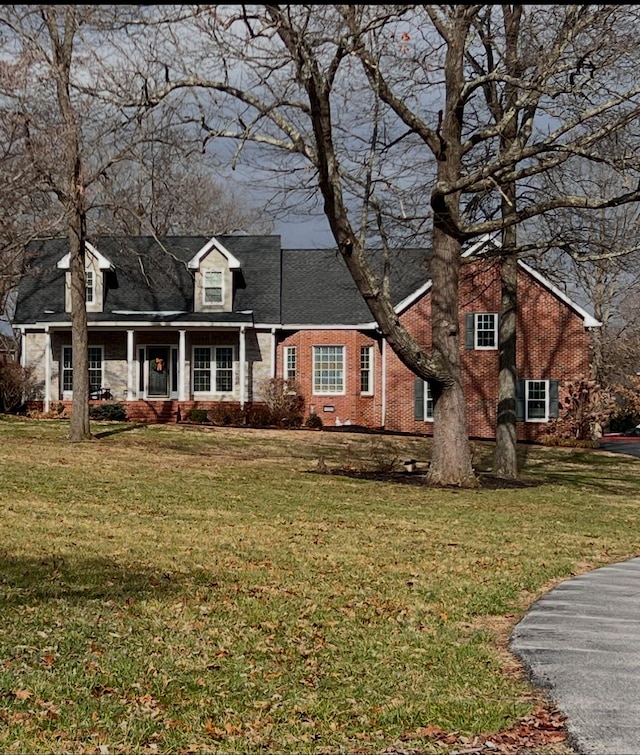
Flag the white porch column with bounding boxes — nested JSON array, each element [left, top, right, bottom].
[[381, 337, 387, 428], [126, 330, 134, 401], [178, 329, 186, 401], [270, 327, 276, 378], [239, 325, 246, 408], [19, 328, 26, 368], [44, 327, 51, 413]]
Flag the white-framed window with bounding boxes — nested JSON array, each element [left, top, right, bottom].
[[62, 345, 103, 395], [284, 346, 297, 381], [423, 381, 434, 420], [203, 270, 223, 304], [413, 379, 434, 421], [525, 379, 549, 422], [85, 271, 94, 304], [313, 345, 345, 394], [475, 313, 497, 349], [192, 346, 234, 393], [360, 345, 374, 395], [517, 379, 560, 422], [466, 312, 498, 350]]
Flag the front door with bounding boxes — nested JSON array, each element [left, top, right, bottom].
[[147, 346, 170, 397]]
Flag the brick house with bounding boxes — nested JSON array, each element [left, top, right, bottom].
[[12, 234, 599, 439]]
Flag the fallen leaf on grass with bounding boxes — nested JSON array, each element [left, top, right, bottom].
[[12, 688, 32, 701]]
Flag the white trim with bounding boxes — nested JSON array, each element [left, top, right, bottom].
[[191, 344, 236, 396], [178, 330, 186, 401], [85, 270, 95, 304], [395, 281, 433, 315], [239, 325, 246, 408], [57, 241, 113, 270], [44, 328, 51, 413], [474, 312, 498, 350], [381, 339, 387, 427], [359, 344, 374, 396], [188, 236, 241, 270], [461, 233, 602, 328], [270, 328, 277, 379], [423, 380, 434, 422], [518, 260, 602, 328], [281, 322, 377, 330], [20, 321, 254, 329], [126, 330, 134, 401], [312, 344, 346, 396], [202, 270, 224, 305], [140, 344, 172, 399], [524, 378, 550, 423], [284, 345, 297, 381], [61, 344, 105, 399]]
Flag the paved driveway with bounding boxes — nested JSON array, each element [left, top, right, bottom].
[[599, 436, 640, 458]]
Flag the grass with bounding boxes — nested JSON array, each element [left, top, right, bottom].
[[0, 416, 639, 753]]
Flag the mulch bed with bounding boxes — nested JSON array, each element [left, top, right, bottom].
[[313, 468, 542, 489]]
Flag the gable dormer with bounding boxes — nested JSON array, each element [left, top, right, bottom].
[[188, 236, 241, 313], [57, 241, 113, 313]]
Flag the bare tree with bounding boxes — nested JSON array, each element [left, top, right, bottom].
[[121, 4, 640, 485]]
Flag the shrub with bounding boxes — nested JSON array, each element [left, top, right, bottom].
[[544, 377, 615, 442], [305, 413, 323, 430], [260, 377, 305, 428], [244, 404, 274, 428], [208, 403, 245, 426], [89, 402, 128, 421], [0, 361, 36, 413], [185, 407, 208, 424]]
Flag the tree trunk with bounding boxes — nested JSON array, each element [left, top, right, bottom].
[[492, 5, 521, 479], [45, 6, 92, 441], [493, 246, 518, 477], [428, 227, 476, 487], [68, 202, 91, 441]]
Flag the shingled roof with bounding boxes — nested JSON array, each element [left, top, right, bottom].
[[13, 235, 433, 328]]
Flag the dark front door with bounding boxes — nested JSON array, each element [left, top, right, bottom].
[[147, 346, 169, 397]]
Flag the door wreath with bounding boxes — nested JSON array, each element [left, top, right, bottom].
[[151, 357, 165, 372]]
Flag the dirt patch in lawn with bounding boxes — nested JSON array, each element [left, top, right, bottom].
[[313, 468, 543, 489]]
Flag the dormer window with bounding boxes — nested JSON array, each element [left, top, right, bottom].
[[58, 242, 112, 314], [189, 236, 241, 313], [85, 271, 95, 304], [203, 270, 223, 304]]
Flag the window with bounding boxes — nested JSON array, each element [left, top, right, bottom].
[[414, 379, 434, 421], [313, 345, 344, 394], [203, 270, 223, 304], [85, 271, 94, 304], [360, 345, 373, 395], [62, 346, 103, 394], [193, 346, 234, 393], [516, 379, 560, 422], [465, 313, 498, 350], [284, 346, 297, 381]]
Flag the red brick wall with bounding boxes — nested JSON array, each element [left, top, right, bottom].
[[277, 330, 384, 428], [277, 259, 593, 440], [384, 258, 592, 440]]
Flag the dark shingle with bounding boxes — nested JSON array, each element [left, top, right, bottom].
[[13, 235, 432, 327], [281, 247, 431, 325]]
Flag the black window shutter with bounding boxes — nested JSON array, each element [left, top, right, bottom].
[[465, 313, 475, 349], [516, 379, 525, 421], [549, 380, 560, 418], [414, 379, 424, 420]]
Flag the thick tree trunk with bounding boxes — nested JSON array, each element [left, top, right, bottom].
[[492, 5, 521, 479], [45, 6, 92, 441], [68, 205, 91, 441], [493, 247, 518, 477], [428, 227, 476, 487]]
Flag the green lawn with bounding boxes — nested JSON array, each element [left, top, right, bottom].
[[0, 416, 638, 753]]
